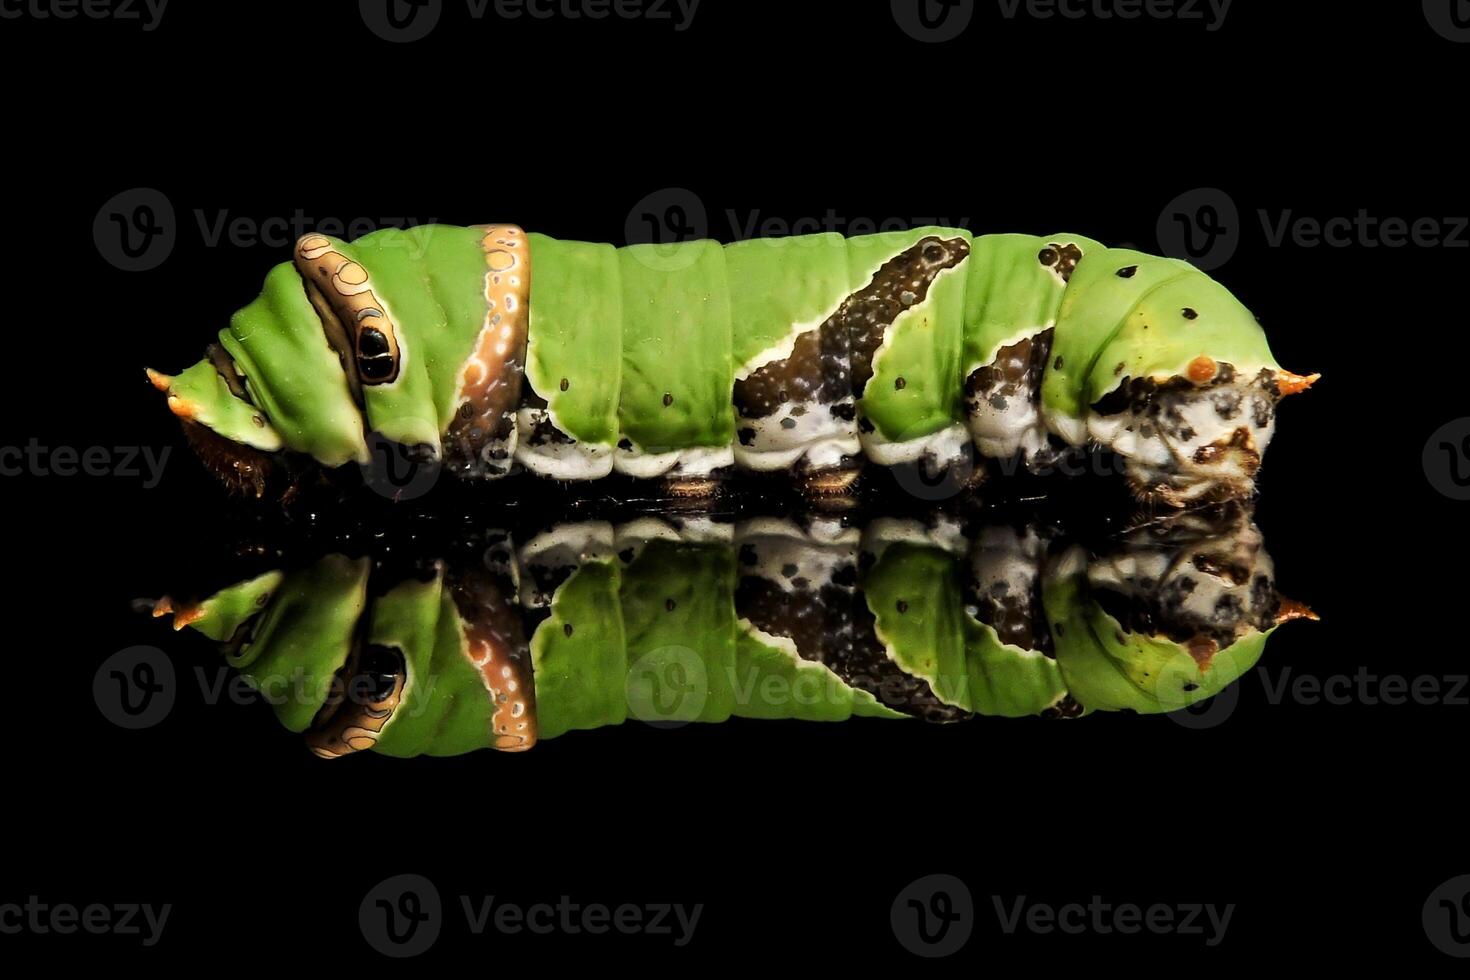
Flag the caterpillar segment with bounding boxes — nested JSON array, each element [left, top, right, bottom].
[[445, 562, 538, 751], [728, 234, 861, 483], [446, 225, 532, 478], [732, 518, 903, 721], [156, 505, 1313, 754], [960, 234, 1098, 465], [151, 224, 1316, 505]]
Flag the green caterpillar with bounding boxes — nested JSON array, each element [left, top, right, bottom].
[[153, 507, 1313, 756], [148, 224, 1318, 505]]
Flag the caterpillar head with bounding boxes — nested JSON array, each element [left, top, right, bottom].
[[146, 361, 284, 499]]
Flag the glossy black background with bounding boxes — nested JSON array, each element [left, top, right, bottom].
[[3, 0, 1465, 968]]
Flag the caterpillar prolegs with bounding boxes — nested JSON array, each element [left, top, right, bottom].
[[147, 224, 1318, 505]]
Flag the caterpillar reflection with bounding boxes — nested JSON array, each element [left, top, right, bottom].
[[148, 224, 1317, 506], [152, 505, 1315, 756]]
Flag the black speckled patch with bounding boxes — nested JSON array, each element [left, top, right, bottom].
[[1038, 242, 1084, 283], [844, 236, 971, 398]]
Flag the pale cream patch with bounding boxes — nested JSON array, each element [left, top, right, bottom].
[[963, 322, 1053, 462], [513, 406, 614, 480], [612, 441, 734, 479]]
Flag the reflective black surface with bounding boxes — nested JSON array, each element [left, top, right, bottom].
[[7, 2, 1464, 967]]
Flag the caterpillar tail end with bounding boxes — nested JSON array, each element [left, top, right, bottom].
[[1275, 370, 1320, 397], [1273, 596, 1319, 625]]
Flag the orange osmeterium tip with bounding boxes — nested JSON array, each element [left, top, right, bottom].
[[1275, 370, 1321, 397]]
